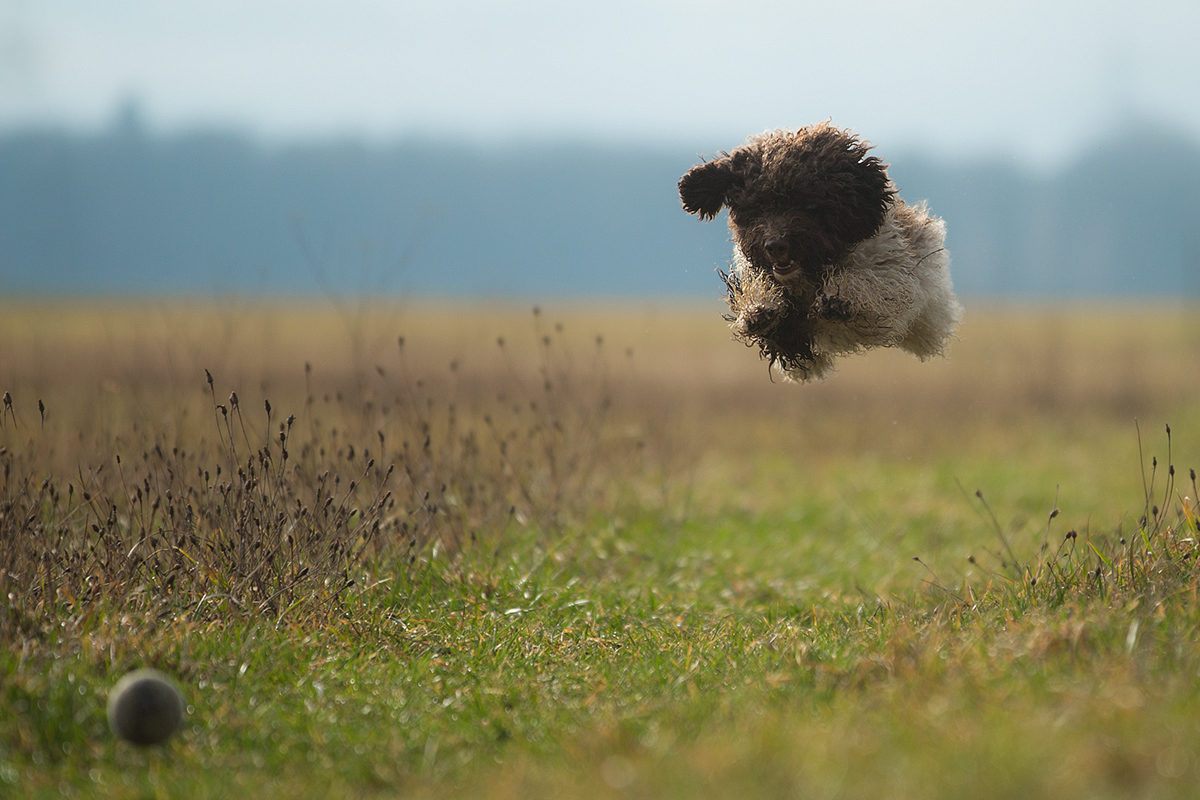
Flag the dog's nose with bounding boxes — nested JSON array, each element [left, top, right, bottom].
[[764, 237, 789, 261]]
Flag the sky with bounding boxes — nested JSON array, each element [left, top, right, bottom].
[[1, 0, 1199, 169]]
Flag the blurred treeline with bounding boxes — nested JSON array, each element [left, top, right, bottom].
[[2, 111, 1198, 298]]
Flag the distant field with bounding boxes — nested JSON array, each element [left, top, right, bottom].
[[4, 299, 1199, 525], [3, 300, 1200, 798]]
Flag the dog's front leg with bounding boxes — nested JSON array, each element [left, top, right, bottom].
[[813, 267, 922, 348], [811, 290, 855, 322]]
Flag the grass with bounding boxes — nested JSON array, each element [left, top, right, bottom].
[[3, 299, 1200, 798]]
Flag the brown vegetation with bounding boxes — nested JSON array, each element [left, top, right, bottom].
[[2, 300, 1200, 639]]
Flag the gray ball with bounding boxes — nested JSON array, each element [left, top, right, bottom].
[[106, 669, 185, 746]]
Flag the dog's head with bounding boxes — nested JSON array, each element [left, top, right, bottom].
[[679, 123, 894, 282]]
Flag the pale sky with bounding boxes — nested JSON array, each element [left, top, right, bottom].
[[2, 0, 1198, 168]]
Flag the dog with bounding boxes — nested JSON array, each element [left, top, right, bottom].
[[679, 122, 962, 382]]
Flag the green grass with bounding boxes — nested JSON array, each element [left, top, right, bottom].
[[10, 532, 1200, 799], [4, 301, 1200, 798]]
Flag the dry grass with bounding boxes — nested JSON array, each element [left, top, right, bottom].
[[0, 301, 644, 632], [4, 299, 1200, 604], [4, 299, 1200, 798]]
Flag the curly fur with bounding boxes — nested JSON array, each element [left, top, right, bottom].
[[680, 123, 962, 382]]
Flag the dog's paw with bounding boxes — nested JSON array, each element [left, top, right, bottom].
[[813, 293, 854, 322], [732, 304, 780, 338]]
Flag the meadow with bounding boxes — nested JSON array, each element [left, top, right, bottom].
[[3, 298, 1200, 799]]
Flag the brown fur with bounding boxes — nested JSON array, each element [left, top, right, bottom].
[[680, 122, 894, 278]]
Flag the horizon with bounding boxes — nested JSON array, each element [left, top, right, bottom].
[[3, 1, 1198, 173], [6, 98, 1196, 180], [3, 118, 1198, 300]]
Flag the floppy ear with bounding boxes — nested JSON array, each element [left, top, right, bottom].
[[679, 157, 737, 220], [833, 150, 894, 243], [820, 142, 894, 245]]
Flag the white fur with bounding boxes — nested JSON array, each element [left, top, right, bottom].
[[730, 199, 962, 382]]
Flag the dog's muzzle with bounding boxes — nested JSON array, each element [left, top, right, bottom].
[[763, 238, 798, 278], [761, 238, 801, 279]]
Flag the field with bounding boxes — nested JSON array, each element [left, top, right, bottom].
[[4, 299, 1200, 799]]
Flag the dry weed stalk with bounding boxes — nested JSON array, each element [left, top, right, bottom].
[[0, 310, 633, 638], [953, 424, 1200, 609]]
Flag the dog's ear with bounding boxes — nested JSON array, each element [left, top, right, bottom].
[[824, 146, 895, 245], [679, 156, 738, 220]]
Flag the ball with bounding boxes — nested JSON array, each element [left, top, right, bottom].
[[106, 669, 185, 746]]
